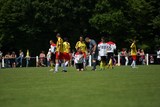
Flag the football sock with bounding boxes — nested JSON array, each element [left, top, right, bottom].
[[102, 62, 106, 69], [62, 63, 66, 71], [55, 63, 59, 71], [131, 61, 133, 67], [133, 60, 136, 67], [100, 61, 103, 69], [93, 62, 96, 70], [65, 61, 69, 66], [110, 62, 113, 68], [51, 62, 54, 69]]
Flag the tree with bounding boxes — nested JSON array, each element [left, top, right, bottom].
[[0, 0, 97, 54], [89, 0, 156, 51], [0, 0, 160, 54]]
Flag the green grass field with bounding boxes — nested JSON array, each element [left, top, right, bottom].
[[0, 65, 160, 107]]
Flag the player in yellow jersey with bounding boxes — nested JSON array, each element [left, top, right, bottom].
[[75, 36, 87, 69], [130, 40, 137, 68], [75, 36, 87, 53], [62, 38, 71, 72], [54, 33, 64, 72]]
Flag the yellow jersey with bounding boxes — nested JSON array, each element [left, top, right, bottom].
[[75, 41, 87, 52], [63, 42, 70, 53], [56, 37, 63, 52], [130, 42, 137, 55]]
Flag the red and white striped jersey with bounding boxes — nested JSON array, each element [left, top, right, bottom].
[[74, 52, 84, 63], [106, 41, 116, 53], [50, 43, 56, 53], [98, 42, 108, 56]]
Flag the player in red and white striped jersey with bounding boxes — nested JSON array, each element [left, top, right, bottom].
[[74, 48, 84, 71], [98, 37, 108, 70], [106, 41, 116, 68], [49, 40, 56, 71]]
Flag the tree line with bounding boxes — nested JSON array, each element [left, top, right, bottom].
[[0, 0, 160, 55]]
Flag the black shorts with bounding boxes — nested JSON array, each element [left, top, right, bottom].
[[107, 52, 114, 63], [51, 53, 56, 63], [101, 56, 107, 62], [75, 63, 83, 70]]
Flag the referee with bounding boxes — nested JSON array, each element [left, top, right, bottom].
[[85, 37, 98, 71]]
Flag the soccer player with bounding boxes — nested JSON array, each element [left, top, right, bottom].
[[62, 37, 71, 72], [74, 48, 84, 71], [130, 40, 137, 68], [75, 36, 87, 69], [98, 37, 108, 70], [54, 33, 64, 73], [108, 56, 113, 69], [49, 40, 56, 71], [106, 40, 116, 68], [85, 37, 98, 71]]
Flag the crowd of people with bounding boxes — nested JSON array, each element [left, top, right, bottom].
[[0, 34, 160, 70], [0, 50, 26, 68], [119, 48, 146, 66]]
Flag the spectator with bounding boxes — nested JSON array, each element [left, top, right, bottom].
[[16, 50, 24, 67], [10, 51, 17, 68], [150, 55, 154, 64], [0, 51, 2, 57], [25, 49, 30, 67], [137, 49, 141, 65], [39, 51, 46, 67], [47, 49, 51, 67], [5, 52, 11, 68], [117, 50, 122, 66], [157, 48, 160, 64], [0, 51, 3, 68], [121, 48, 126, 65], [139, 49, 145, 65], [124, 49, 129, 66]]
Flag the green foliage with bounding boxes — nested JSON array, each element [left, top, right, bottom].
[[0, 0, 160, 53], [153, 15, 160, 28], [89, 10, 127, 34]]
